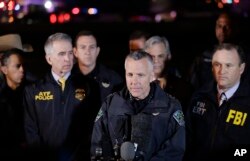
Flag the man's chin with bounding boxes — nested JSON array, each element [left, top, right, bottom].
[[60, 70, 71, 76], [154, 71, 161, 77], [63, 67, 72, 72], [218, 84, 227, 89]]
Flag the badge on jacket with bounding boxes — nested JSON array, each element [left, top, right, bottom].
[[173, 110, 185, 126], [75, 88, 86, 101]]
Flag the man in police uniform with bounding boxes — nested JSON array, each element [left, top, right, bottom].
[[73, 31, 124, 159], [73, 30, 123, 105], [185, 43, 250, 161], [91, 50, 185, 161], [23, 33, 90, 161]]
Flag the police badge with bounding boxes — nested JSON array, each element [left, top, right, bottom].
[[75, 89, 86, 101]]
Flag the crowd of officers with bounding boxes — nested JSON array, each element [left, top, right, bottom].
[[0, 12, 250, 161]]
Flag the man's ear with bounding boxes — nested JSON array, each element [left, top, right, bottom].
[[1, 66, 7, 75], [96, 47, 100, 56], [73, 47, 78, 58], [45, 55, 52, 65], [166, 53, 172, 61], [240, 63, 246, 75]]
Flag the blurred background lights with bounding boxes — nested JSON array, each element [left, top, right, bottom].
[[8, 0, 15, 11], [170, 10, 177, 18], [205, 0, 212, 3], [8, 15, 14, 23], [222, 0, 233, 4], [17, 12, 24, 19], [155, 14, 162, 22], [15, 4, 20, 11], [44, 1, 52, 9], [0, 2, 5, 9], [0, 0, 249, 24], [58, 13, 64, 23], [155, 10, 177, 23], [50, 13, 57, 24], [44, 0, 52, 9], [234, 0, 240, 3], [63, 13, 70, 21], [87, 8, 98, 15], [218, 2, 224, 8], [44, 0, 54, 12], [72, 7, 80, 15]]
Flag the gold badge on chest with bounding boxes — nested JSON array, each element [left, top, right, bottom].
[[75, 88, 86, 101]]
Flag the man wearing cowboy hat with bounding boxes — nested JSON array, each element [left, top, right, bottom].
[[0, 33, 36, 88], [0, 34, 25, 89], [0, 33, 34, 52]]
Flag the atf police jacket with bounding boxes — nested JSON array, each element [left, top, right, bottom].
[[23, 72, 90, 149], [91, 83, 185, 161], [185, 80, 250, 160]]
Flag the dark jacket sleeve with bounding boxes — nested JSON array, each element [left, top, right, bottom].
[[151, 99, 186, 161], [90, 97, 113, 159], [23, 85, 41, 147]]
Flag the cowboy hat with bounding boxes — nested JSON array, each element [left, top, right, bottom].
[[0, 33, 33, 52]]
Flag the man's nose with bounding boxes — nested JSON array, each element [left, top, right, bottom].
[[64, 54, 71, 61], [153, 57, 159, 63], [19, 65, 24, 72], [219, 66, 226, 74], [132, 76, 139, 84]]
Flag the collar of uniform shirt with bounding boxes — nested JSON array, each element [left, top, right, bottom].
[[51, 70, 71, 83], [217, 81, 240, 100]]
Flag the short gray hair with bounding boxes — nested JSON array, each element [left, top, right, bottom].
[[44, 33, 72, 55], [144, 35, 171, 60], [125, 50, 153, 71]]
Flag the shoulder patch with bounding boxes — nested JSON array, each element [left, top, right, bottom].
[[173, 110, 185, 126], [95, 109, 103, 122]]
